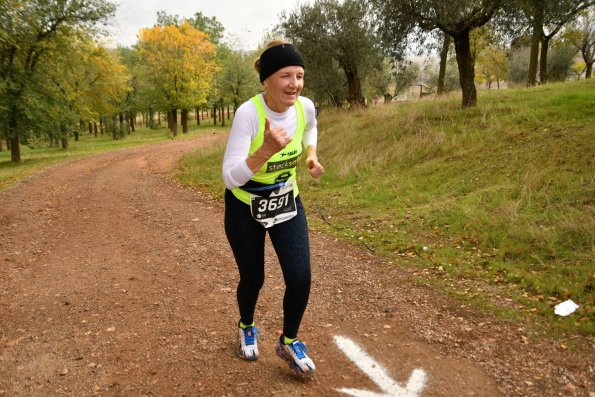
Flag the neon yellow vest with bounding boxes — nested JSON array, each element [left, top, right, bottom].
[[231, 94, 305, 205]]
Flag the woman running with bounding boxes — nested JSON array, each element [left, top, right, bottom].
[[222, 39, 324, 377]]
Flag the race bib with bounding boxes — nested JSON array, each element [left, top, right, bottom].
[[250, 182, 297, 228]]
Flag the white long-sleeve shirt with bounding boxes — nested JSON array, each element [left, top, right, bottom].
[[222, 94, 318, 190]]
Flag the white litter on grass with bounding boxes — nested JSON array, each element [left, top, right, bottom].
[[554, 300, 579, 316]]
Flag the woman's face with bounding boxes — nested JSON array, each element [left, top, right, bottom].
[[263, 65, 304, 113]]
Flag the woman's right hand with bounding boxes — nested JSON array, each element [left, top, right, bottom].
[[260, 118, 291, 157], [246, 119, 291, 173]]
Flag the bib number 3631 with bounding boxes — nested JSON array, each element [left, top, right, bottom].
[[250, 182, 297, 228]]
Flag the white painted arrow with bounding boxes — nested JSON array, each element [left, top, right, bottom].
[[334, 335, 427, 397]]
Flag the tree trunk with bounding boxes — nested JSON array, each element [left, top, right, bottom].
[[88, 122, 93, 134], [586, 62, 593, 78], [100, 117, 104, 135], [112, 115, 118, 140], [196, 107, 200, 126], [119, 113, 125, 135], [10, 134, 20, 162], [93, 122, 98, 137], [343, 65, 365, 107], [438, 33, 452, 95], [171, 108, 178, 136], [213, 105, 217, 126], [8, 109, 21, 162], [220, 99, 225, 127], [527, 8, 543, 86], [453, 30, 477, 108], [61, 124, 69, 149], [129, 112, 136, 132], [181, 108, 189, 133], [539, 36, 550, 84], [227, 105, 230, 119]]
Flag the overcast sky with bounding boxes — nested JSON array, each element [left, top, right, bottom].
[[107, 0, 307, 50]]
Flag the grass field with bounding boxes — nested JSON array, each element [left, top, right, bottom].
[[177, 80, 595, 336]]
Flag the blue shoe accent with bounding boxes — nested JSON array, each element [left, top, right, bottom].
[[237, 324, 259, 360], [276, 337, 315, 377]]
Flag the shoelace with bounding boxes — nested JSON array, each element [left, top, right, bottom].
[[243, 327, 257, 345], [289, 341, 308, 359]]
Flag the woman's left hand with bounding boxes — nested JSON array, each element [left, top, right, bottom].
[[306, 156, 324, 178]]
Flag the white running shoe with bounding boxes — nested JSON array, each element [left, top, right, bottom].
[[237, 324, 259, 360], [275, 337, 315, 377]]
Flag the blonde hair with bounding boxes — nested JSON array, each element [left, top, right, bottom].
[[254, 39, 289, 73]]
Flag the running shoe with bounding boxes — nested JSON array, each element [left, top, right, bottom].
[[237, 323, 259, 360], [275, 336, 316, 377]]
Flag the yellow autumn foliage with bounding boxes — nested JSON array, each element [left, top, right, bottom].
[[138, 21, 219, 110]]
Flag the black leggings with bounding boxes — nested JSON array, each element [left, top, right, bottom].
[[224, 189, 311, 339]]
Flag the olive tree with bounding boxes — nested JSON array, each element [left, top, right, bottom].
[[371, 0, 513, 107], [519, 0, 594, 85], [280, 0, 382, 107]]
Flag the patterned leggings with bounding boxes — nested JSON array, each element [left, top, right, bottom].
[[224, 189, 311, 339]]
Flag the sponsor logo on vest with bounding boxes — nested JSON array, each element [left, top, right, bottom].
[[280, 149, 298, 158], [266, 154, 301, 173], [275, 171, 292, 183]]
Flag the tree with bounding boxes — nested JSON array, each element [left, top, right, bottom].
[[569, 59, 587, 78], [563, 8, 595, 78], [520, 0, 594, 85], [188, 12, 225, 46], [0, 0, 116, 162], [393, 61, 421, 98], [138, 22, 219, 136], [365, 58, 393, 102], [470, 25, 509, 89], [546, 40, 580, 81], [427, 57, 460, 93], [153, 11, 226, 131], [437, 32, 453, 95], [218, 43, 260, 111], [281, 0, 382, 107], [156, 10, 225, 46], [117, 46, 162, 130], [372, 0, 511, 107], [476, 45, 509, 88], [89, 47, 132, 139], [508, 46, 532, 85]]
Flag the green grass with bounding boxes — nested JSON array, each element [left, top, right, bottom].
[[178, 80, 595, 337], [0, 120, 228, 189]]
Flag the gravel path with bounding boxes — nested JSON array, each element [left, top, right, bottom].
[[0, 134, 593, 396]]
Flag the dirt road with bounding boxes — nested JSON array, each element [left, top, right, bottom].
[[0, 134, 592, 396]]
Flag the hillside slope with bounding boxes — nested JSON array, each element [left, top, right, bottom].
[[178, 80, 595, 335]]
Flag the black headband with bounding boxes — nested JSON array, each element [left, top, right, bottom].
[[259, 44, 305, 83]]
